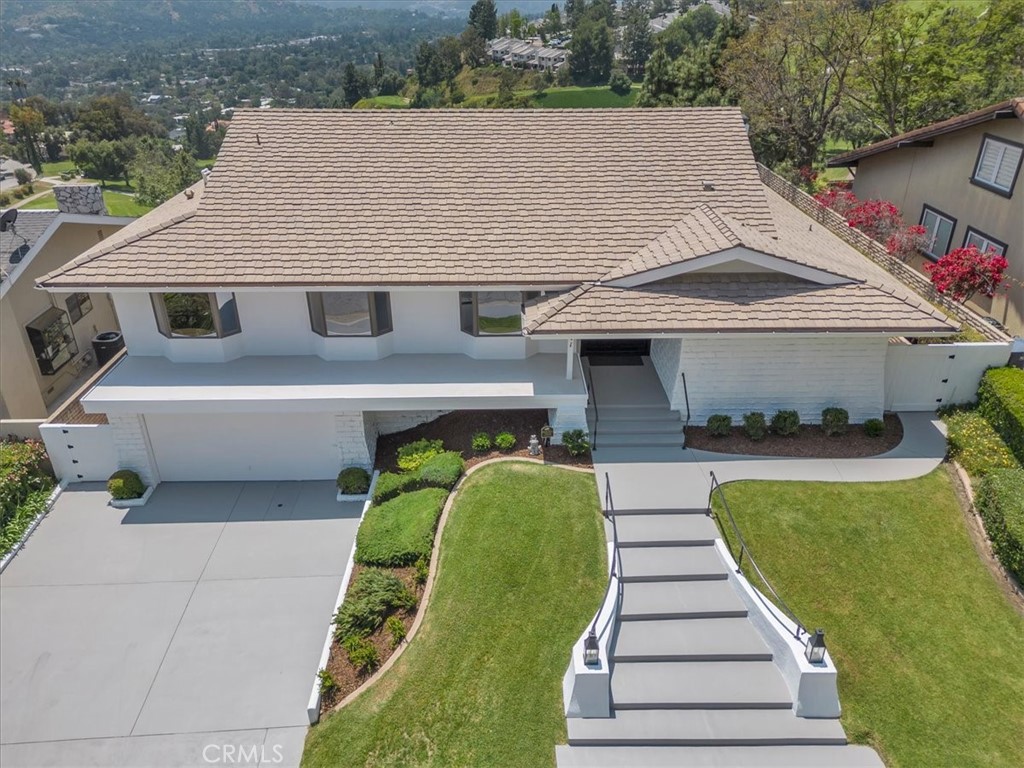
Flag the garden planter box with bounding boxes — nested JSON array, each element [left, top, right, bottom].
[[110, 485, 155, 508], [337, 490, 370, 503]]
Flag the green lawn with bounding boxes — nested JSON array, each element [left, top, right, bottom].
[[40, 159, 77, 176], [529, 85, 639, 109], [21, 189, 153, 217], [303, 462, 606, 768], [195, 157, 216, 170], [713, 469, 1024, 768], [354, 95, 410, 109]]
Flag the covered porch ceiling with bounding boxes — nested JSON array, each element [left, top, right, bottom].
[[81, 353, 587, 415]]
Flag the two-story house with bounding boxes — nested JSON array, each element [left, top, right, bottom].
[[828, 98, 1024, 335], [36, 108, 970, 486], [1, 186, 133, 421]]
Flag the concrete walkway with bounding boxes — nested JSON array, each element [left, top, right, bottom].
[[557, 412, 943, 767]]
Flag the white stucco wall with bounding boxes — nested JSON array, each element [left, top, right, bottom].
[[659, 335, 888, 423], [111, 290, 555, 363]]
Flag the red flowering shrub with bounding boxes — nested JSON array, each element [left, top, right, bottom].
[[814, 187, 859, 218], [846, 199, 904, 241], [885, 225, 928, 263], [926, 245, 1009, 302]]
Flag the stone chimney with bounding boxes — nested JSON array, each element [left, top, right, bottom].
[[53, 184, 107, 216]]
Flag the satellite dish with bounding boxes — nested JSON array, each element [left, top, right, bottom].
[[0, 208, 17, 233]]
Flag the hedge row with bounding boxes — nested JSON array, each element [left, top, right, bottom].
[[355, 487, 449, 567], [945, 411, 1017, 477], [976, 468, 1024, 584], [978, 367, 1024, 466], [372, 451, 465, 505]]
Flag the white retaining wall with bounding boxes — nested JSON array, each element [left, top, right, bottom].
[[660, 336, 888, 423], [884, 341, 1011, 411], [39, 423, 118, 483]]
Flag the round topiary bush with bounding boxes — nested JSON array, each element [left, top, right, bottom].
[[494, 432, 516, 451], [471, 432, 492, 452], [742, 412, 767, 441], [863, 418, 885, 438], [707, 414, 732, 437], [107, 469, 145, 500], [337, 466, 371, 495], [561, 429, 590, 456], [821, 407, 849, 437], [770, 410, 801, 436]]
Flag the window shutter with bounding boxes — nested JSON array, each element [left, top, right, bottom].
[[995, 143, 1022, 189], [976, 142, 1001, 184]]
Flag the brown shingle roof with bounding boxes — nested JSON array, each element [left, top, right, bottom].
[[827, 97, 1024, 167], [524, 275, 956, 335], [38, 108, 774, 289]]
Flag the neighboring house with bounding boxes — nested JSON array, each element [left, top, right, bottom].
[[1, 186, 134, 420], [487, 37, 568, 70], [37, 108, 982, 486], [828, 98, 1024, 336]]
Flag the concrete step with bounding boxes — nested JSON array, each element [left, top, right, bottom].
[[618, 546, 728, 583], [619, 581, 748, 621], [615, 513, 719, 547], [612, 508, 709, 517], [598, 432, 687, 449], [598, 420, 684, 435], [567, 708, 848, 746], [611, 661, 792, 710], [599, 406, 680, 421], [556, 745, 886, 768], [613, 618, 772, 662]]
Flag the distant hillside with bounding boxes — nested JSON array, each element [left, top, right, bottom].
[[0, 0, 459, 64]]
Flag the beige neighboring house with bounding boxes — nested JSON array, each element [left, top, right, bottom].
[[1, 186, 134, 420], [828, 98, 1024, 336]]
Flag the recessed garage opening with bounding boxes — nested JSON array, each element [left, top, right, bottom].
[[579, 339, 651, 366], [146, 412, 340, 481]]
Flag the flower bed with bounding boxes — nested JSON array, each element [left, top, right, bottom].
[[686, 413, 903, 458], [1, 439, 55, 557]]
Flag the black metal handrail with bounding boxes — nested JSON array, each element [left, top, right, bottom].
[[707, 471, 807, 641], [680, 371, 691, 446], [588, 473, 622, 648], [582, 354, 598, 449]]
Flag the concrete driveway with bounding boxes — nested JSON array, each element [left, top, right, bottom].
[[0, 481, 361, 768]]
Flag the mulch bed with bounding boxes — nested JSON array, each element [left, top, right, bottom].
[[320, 564, 423, 712], [685, 413, 904, 458], [374, 410, 593, 471]]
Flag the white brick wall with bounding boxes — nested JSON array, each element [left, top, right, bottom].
[[650, 339, 681, 404], [108, 414, 159, 486], [664, 336, 888, 423], [549, 406, 589, 443], [334, 412, 373, 470]]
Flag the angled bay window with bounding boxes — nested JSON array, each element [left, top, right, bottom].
[[152, 292, 241, 338], [307, 292, 392, 337], [459, 291, 539, 336]]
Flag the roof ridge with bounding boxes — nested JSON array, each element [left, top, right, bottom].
[[853, 279, 950, 323], [524, 285, 593, 333]]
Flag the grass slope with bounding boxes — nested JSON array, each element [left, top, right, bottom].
[[303, 462, 606, 768], [714, 469, 1024, 768], [530, 86, 639, 108]]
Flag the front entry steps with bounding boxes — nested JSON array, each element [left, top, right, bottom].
[[557, 502, 884, 768], [594, 405, 686, 450]]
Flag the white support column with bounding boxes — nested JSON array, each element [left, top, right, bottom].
[[334, 412, 373, 470], [565, 338, 576, 380], [108, 413, 160, 487]]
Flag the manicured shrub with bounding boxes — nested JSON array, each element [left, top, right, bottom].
[[386, 615, 407, 647], [821, 408, 849, 437], [333, 568, 416, 640], [417, 451, 464, 490], [561, 429, 590, 456], [471, 432, 492, 452], [336, 466, 370, 495], [742, 412, 767, 441], [356, 487, 449, 567], [318, 668, 338, 697], [945, 410, 1017, 477], [342, 635, 380, 673], [413, 554, 430, 585], [107, 469, 145, 500], [494, 431, 516, 451], [707, 414, 732, 437], [977, 367, 1024, 465], [975, 468, 1024, 583], [863, 418, 885, 438], [1, 439, 53, 529], [372, 471, 420, 505], [396, 438, 444, 472], [770, 410, 801, 436]]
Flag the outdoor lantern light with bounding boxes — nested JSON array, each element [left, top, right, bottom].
[[529, 434, 541, 455], [583, 631, 600, 667], [805, 628, 826, 664]]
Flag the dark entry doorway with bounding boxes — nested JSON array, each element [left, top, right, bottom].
[[579, 339, 650, 366]]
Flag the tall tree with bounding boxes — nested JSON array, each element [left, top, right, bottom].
[[636, 41, 680, 106], [621, 0, 654, 80], [565, 0, 587, 31], [342, 62, 362, 106], [569, 17, 615, 85], [468, 0, 498, 41], [131, 139, 201, 207], [721, 0, 877, 168], [545, 4, 563, 36], [9, 104, 45, 172], [461, 26, 487, 68], [69, 138, 134, 186]]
